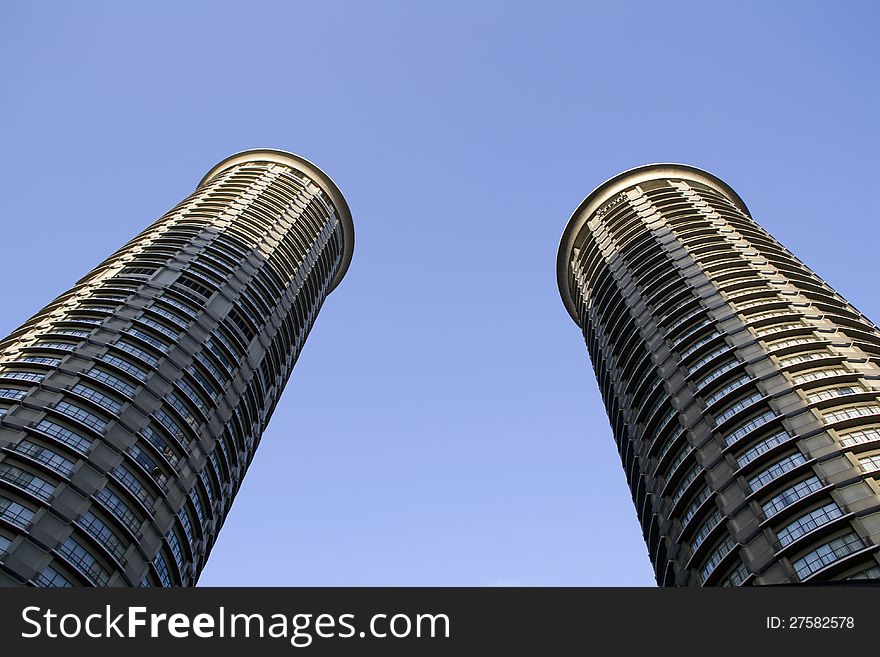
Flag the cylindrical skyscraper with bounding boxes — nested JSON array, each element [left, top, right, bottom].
[[0, 149, 353, 586], [558, 165, 880, 585]]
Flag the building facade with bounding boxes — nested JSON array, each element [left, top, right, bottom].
[[0, 149, 353, 586], [557, 164, 880, 585]]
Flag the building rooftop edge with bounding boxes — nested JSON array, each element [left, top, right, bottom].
[[556, 163, 750, 326], [198, 148, 354, 294]]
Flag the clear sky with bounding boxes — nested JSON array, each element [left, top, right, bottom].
[[1, 1, 878, 586]]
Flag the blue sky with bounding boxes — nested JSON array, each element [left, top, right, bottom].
[[1, 1, 878, 586]]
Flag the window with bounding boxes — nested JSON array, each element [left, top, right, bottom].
[[136, 316, 180, 340], [736, 430, 792, 468], [723, 411, 777, 447], [165, 393, 200, 431], [748, 452, 807, 492], [703, 374, 752, 408], [0, 388, 26, 401], [701, 534, 737, 582], [149, 305, 189, 328], [823, 405, 880, 424], [57, 537, 110, 586], [125, 328, 169, 353], [193, 352, 225, 386], [34, 419, 93, 454], [154, 408, 188, 444], [34, 341, 77, 352], [847, 565, 880, 580], [141, 426, 179, 466], [756, 322, 805, 337], [762, 476, 824, 518], [767, 336, 818, 351], [0, 371, 44, 383], [680, 486, 712, 529], [77, 511, 126, 562], [0, 464, 55, 501], [687, 346, 731, 374], [176, 377, 209, 413], [189, 488, 205, 527], [34, 565, 73, 588], [128, 445, 162, 482], [671, 464, 701, 506], [166, 529, 185, 572], [156, 294, 197, 317], [153, 553, 172, 587], [792, 533, 865, 580], [778, 352, 832, 368], [114, 340, 159, 367], [51, 401, 106, 434], [719, 561, 749, 587], [858, 454, 880, 473], [17, 355, 62, 366], [112, 465, 152, 508], [94, 487, 140, 536], [178, 507, 196, 548], [777, 502, 842, 547], [11, 441, 75, 477], [690, 509, 724, 552], [185, 365, 220, 400], [50, 328, 91, 338], [696, 360, 741, 390], [70, 383, 122, 414], [840, 427, 880, 448], [86, 368, 136, 397], [807, 386, 864, 404], [714, 391, 765, 427], [0, 495, 35, 528], [792, 368, 849, 385], [0, 534, 10, 558], [100, 353, 148, 381]]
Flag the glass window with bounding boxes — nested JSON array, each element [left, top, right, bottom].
[[114, 340, 159, 367], [85, 368, 136, 397], [99, 353, 148, 382], [0, 495, 34, 528], [762, 476, 824, 517], [11, 440, 75, 477], [792, 533, 864, 580], [690, 509, 724, 552], [0, 464, 55, 501], [701, 534, 737, 582], [792, 368, 849, 385], [749, 452, 808, 492], [719, 561, 749, 587], [858, 454, 880, 473], [777, 502, 843, 547], [723, 411, 777, 448], [53, 401, 107, 434], [153, 552, 172, 587], [736, 430, 792, 468], [823, 405, 880, 424], [57, 536, 110, 586], [840, 427, 880, 448], [70, 383, 122, 414], [0, 387, 26, 401], [0, 370, 44, 383], [714, 391, 765, 427], [696, 360, 741, 390], [702, 374, 752, 408], [77, 511, 126, 562], [807, 386, 864, 404], [94, 487, 141, 536], [688, 346, 731, 374], [34, 565, 73, 587]]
